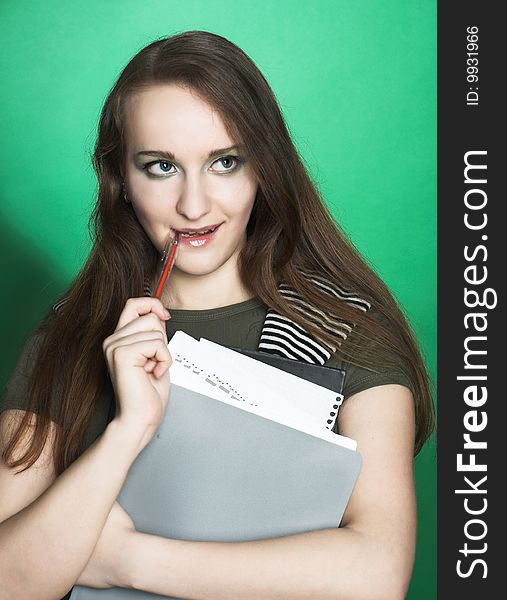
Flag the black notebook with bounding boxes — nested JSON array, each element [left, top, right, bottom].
[[228, 347, 346, 393]]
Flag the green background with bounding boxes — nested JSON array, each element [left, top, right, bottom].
[[0, 1, 436, 597]]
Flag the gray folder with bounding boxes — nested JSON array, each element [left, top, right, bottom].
[[71, 384, 362, 599]]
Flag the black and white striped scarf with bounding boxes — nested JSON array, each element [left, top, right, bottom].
[[53, 273, 370, 367], [257, 273, 370, 365]]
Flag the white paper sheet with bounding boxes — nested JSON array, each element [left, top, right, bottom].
[[168, 331, 356, 451]]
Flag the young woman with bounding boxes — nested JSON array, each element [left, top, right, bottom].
[[0, 30, 434, 599]]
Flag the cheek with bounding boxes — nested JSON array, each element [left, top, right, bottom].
[[130, 198, 169, 253], [128, 174, 168, 223], [128, 167, 168, 206], [238, 198, 256, 227], [223, 179, 257, 225], [131, 201, 157, 231]]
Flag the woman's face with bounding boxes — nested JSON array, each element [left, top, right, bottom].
[[123, 83, 258, 279]]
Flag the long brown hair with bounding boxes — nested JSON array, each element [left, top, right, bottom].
[[2, 30, 434, 475]]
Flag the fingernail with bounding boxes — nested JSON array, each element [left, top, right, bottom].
[[164, 308, 171, 318]]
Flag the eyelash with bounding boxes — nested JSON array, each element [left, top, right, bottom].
[[142, 155, 244, 177]]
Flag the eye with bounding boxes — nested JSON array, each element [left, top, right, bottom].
[[143, 160, 176, 176], [210, 155, 243, 173], [142, 154, 244, 177]]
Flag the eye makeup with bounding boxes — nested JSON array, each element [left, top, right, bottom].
[[140, 154, 245, 178]]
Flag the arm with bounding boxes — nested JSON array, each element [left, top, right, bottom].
[[121, 383, 416, 600], [0, 296, 171, 599], [0, 410, 146, 599]]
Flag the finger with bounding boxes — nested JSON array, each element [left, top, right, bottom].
[[110, 313, 169, 345], [144, 358, 157, 372], [104, 330, 167, 362], [111, 338, 172, 370], [116, 297, 171, 331], [153, 359, 171, 379]]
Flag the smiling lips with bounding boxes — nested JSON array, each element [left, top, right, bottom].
[[171, 223, 222, 247], [172, 223, 222, 238]]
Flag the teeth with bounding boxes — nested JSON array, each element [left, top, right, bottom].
[[180, 226, 217, 237]]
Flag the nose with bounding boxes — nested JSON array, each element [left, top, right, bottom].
[[175, 173, 211, 221]]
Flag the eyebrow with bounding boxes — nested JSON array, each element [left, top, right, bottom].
[[135, 145, 244, 161]]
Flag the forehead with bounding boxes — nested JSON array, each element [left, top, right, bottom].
[[123, 84, 234, 154]]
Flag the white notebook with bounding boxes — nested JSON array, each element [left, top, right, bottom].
[[169, 331, 355, 450]]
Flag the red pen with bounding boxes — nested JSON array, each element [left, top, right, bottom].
[[154, 231, 181, 299]]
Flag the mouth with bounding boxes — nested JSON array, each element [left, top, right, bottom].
[[171, 223, 223, 247]]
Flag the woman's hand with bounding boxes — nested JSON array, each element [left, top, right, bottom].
[[76, 501, 136, 589], [103, 296, 172, 451]]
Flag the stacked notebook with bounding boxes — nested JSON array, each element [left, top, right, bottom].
[[70, 333, 362, 600]]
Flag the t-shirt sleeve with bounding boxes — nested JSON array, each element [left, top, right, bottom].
[[339, 352, 414, 400], [0, 331, 49, 418], [324, 314, 416, 401], [1, 331, 113, 452]]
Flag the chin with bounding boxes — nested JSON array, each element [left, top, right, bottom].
[[176, 248, 241, 277]]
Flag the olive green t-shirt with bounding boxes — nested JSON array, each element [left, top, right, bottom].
[[1, 296, 414, 453], [0, 297, 413, 600]]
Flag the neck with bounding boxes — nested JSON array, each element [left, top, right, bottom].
[[155, 260, 254, 310]]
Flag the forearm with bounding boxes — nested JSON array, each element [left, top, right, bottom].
[[126, 526, 410, 600], [0, 419, 144, 600]]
